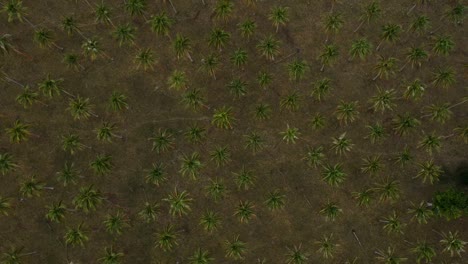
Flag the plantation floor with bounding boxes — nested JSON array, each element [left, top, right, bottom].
[[0, 0, 467, 263]]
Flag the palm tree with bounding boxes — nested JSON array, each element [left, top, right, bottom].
[[373, 56, 397, 80], [63, 53, 82, 70], [145, 163, 167, 186], [366, 122, 387, 143], [394, 146, 413, 167], [62, 16, 79, 36], [163, 189, 193, 216], [64, 223, 88, 247], [375, 179, 401, 202], [214, 0, 233, 21], [61, 134, 85, 154], [38, 74, 65, 98], [56, 162, 80, 186], [72, 185, 102, 213], [287, 59, 308, 81], [90, 154, 113, 175], [173, 34, 193, 62], [16, 86, 40, 108], [109, 91, 129, 111], [375, 247, 407, 263], [399, 47, 428, 71], [1, 33, 29, 57], [148, 12, 173, 38], [113, 24, 135, 46], [316, 234, 337, 259], [303, 146, 325, 168], [411, 241, 436, 264], [199, 211, 221, 233], [444, 3, 465, 25], [265, 190, 285, 211], [190, 248, 214, 264], [96, 122, 120, 142], [230, 48, 248, 68], [138, 202, 159, 223], [156, 224, 178, 252], [323, 13, 344, 42], [95, 3, 113, 26], [99, 247, 124, 264], [319, 44, 339, 71], [403, 79, 425, 100], [310, 113, 326, 129], [82, 38, 101, 60], [349, 38, 372, 60], [269, 6, 289, 32], [168, 70, 188, 90], [433, 35, 454, 56], [234, 200, 255, 223], [257, 35, 280, 61], [311, 78, 331, 101], [440, 231, 466, 257], [103, 211, 128, 235], [181, 88, 207, 110], [134, 48, 155, 70], [454, 126, 468, 143], [331, 132, 353, 155], [253, 103, 272, 120], [320, 201, 342, 221], [354, 1, 381, 32], [150, 129, 174, 153], [244, 132, 265, 153], [369, 88, 396, 113], [225, 235, 246, 260], [335, 101, 359, 124], [280, 92, 301, 112], [410, 15, 431, 35], [353, 189, 373, 207], [238, 19, 256, 39], [281, 125, 300, 144], [208, 28, 230, 51], [361, 155, 383, 175], [202, 53, 219, 79], [376, 24, 402, 51], [185, 124, 206, 144], [322, 163, 346, 186], [234, 166, 256, 190], [418, 133, 442, 154], [210, 146, 231, 167], [0, 196, 11, 216], [205, 178, 226, 201], [423, 103, 452, 124], [2, 0, 26, 22], [6, 120, 30, 143], [45, 201, 66, 223], [125, 0, 146, 17], [179, 152, 202, 180], [393, 113, 420, 136], [0, 153, 17, 175], [257, 71, 273, 88], [212, 106, 234, 129], [381, 211, 406, 234], [407, 201, 433, 224], [415, 160, 442, 184], [228, 78, 247, 98], [432, 67, 456, 88], [285, 245, 309, 264]]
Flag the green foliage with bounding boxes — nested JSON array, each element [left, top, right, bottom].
[[287, 59, 308, 81], [370, 88, 396, 113], [235, 200, 255, 223], [311, 78, 331, 101], [103, 211, 128, 235], [373, 56, 397, 80], [393, 113, 420, 136], [96, 122, 117, 142], [433, 189, 467, 220], [432, 67, 456, 88], [310, 113, 326, 129], [335, 101, 359, 124], [280, 91, 301, 112], [64, 223, 88, 247], [184, 124, 206, 144], [150, 129, 174, 153], [163, 189, 193, 216], [2, 0, 26, 22], [208, 28, 230, 50], [145, 163, 166, 186], [148, 12, 173, 36], [440, 231, 466, 257], [238, 19, 256, 38], [433, 35, 455, 56], [16, 86, 38, 108], [19, 176, 44, 197], [156, 224, 178, 252], [265, 190, 285, 211], [62, 16, 78, 35], [113, 24, 135, 46], [408, 201, 433, 224], [189, 248, 214, 264], [33, 28, 54, 48], [375, 179, 401, 202], [73, 185, 103, 213], [90, 154, 113, 175], [375, 247, 407, 263], [394, 146, 413, 167], [253, 103, 271, 120], [38, 74, 63, 98], [324, 13, 344, 34], [61, 134, 84, 154], [320, 201, 342, 221], [214, 0, 234, 21], [234, 166, 256, 190], [68, 96, 93, 120], [331, 132, 353, 155], [353, 189, 373, 207], [0, 153, 17, 175], [381, 211, 406, 234], [411, 241, 436, 264], [244, 132, 264, 153], [424, 103, 452, 124], [134, 48, 155, 70], [109, 91, 129, 111], [99, 247, 124, 264], [199, 211, 221, 233], [138, 202, 159, 223], [281, 125, 300, 143], [212, 106, 234, 129], [404, 79, 426, 100], [230, 48, 248, 68], [173, 34, 192, 60], [304, 146, 325, 168], [257, 35, 280, 61], [410, 15, 430, 34], [125, 0, 146, 17], [45, 201, 66, 223], [319, 44, 339, 70], [57, 162, 79, 186], [322, 163, 346, 186], [202, 53, 219, 79], [366, 122, 387, 143], [228, 78, 247, 98], [349, 38, 372, 60], [82, 38, 101, 60], [225, 235, 246, 260], [418, 134, 442, 154], [257, 71, 273, 88], [179, 152, 202, 179], [6, 120, 30, 143], [95, 3, 112, 24], [205, 178, 226, 201], [269, 6, 289, 31], [316, 234, 337, 259], [361, 155, 383, 175], [210, 146, 231, 167], [0, 196, 12, 216], [181, 88, 206, 109], [285, 245, 309, 264]]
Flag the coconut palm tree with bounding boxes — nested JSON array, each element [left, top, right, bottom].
[[369, 88, 396, 113], [234, 166, 256, 190], [173, 34, 193, 62], [373, 56, 397, 80], [181, 88, 206, 110], [134, 48, 155, 70], [394, 146, 413, 167], [150, 129, 174, 153], [381, 211, 406, 234], [235, 200, 255, 223], [399, 47, 428, 71], [257, 35, 280, 61], [354, 1, 381, 32], [322, 163, 346, 186], [238, 19, 256, 39], [331, 132, 353, 155], [349, 38, 372, 60], [310, 113, 326, 129], [287, 59, 308, 81], [269, 6, 289, 32], [375, 179, 401, 202], [205, 178, 226, 201], [2, 0, 26, 22], [353, 189, 373, 207], [280, 92, 301, 112], [361, 155, 383, 175], [63, 53, 82, 70], [56, 162, 80, 186], [164, 189, 192, 216], [393, 113, 420, 136], [335, 101, 359, 124], [64, 223, 88, 247], [265, 190, 285, 211], [407, 201, 433, 224], [113, 24, 135, 46], [45, 201, 66, 223], [95, 3, 113, 26], [311, 78, 331, 101], [212, 106, 234, 129], [376, 24, 402, 51], [304, 146, 325, 168], [168, 70, 188, 90], [99, 247, 124, 264], [411, 241, 436, 264], [366, 122, 387, 143], [253, 103, 272, 120], [323, 13, 344, 42], [440, 231, 466, 257], [281, 125, 300, 144], [210, 146, 231, 167], [0, 196, 11, 216], [6, 120, 30, 143], [432, 67, 456, 88], [145, 163, 166, 186], [73, 185, 102, 213], [285, 245, 309, 264], [454, 126, 468, 143], [320, 201, 342, 221], [208, 28, 230, 51], [415, 159, 442, 184], [433, 35, 455, 56], [148, 12, 173, 38], [255, 71, 272, 89], [202, 53, 219, 79], [138, 202, 159, 223], [410, 15, 431, 35], [82, 38, 101, 60], [375, 247, 407, 263], [244, 132, 265, 153], [230, 48, 248, 68], [214, 0, 233, 21], [199, 211, 221, 233], [418, 133, 442, 154], [185, 124, 206, 144], [125, 0, 146, 17], [62, 16, 79, 36], [444, 4, 465, 25], [0, 153, 17, 175], [319, 44, 339, 71], [109, 91, 129, 111], [103, 211, 128, 235], [38, 74, 65, 98], [423, 103, 453, 124], [316, 234, 337, 259], [61, 134, 85, 154], [15, 86, 40, 108], [156, 224, 178, 252], [228, 78, 247, 98], [225, 235, 246, 260], [403, 79, 425, 100], [96, 122, 121, 142], [179, 152, 202, 179], [90, 154, 112, 175]]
